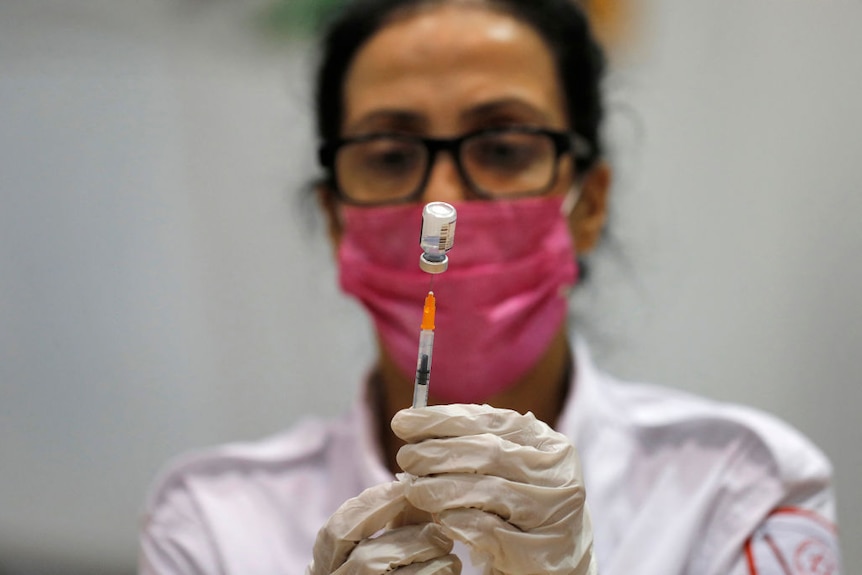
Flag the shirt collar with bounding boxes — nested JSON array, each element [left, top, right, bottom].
[[556, 336, 597, 450], [352, 372, 397, 489]]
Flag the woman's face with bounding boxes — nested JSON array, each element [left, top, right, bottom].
[[344, 2, 571, 199], [326, 1, 610, 253]]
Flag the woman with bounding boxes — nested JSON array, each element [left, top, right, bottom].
[[140, 1, 842, 573]]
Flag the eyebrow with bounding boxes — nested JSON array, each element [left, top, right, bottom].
[[345, 97, 554, 136], [461, 98, 553, 125], [345, 110, 426, 135]]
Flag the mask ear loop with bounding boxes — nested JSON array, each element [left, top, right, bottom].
[[560, 184, 590, 286], [560, 184, 582, 217]]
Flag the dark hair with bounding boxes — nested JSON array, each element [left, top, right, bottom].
[[314, 0, 607, 180]]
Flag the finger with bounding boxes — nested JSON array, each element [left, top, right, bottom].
[[333, 523, 454, 575], [404, 474, 583, 530], [392, 405, 567, 451], [312, 481, 409, 573], [437, 508, 592, 575], [388, 498, 435, 529], [397, 434, 576, 486], [392, 554, 462, 575]]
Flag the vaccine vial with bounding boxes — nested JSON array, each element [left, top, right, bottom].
[[419, 202, 457, 273]]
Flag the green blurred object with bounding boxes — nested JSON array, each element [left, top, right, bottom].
[[257, 0, 346, 39]]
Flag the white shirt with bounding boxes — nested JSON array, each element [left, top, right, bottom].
[[139, 343, 842, 574]]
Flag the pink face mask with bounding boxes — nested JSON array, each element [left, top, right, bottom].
[[337, 194, 578, 404]]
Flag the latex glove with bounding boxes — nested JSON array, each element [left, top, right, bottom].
[[392, 404, 596, 575], [307, 480, 462, 575]]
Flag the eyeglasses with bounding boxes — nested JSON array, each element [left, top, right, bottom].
[[318, 126, 591, 206]]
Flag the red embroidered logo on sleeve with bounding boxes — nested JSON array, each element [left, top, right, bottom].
[[745, 508, 841, 575]]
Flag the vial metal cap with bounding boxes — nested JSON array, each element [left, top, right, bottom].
[[419, 253, 448, 273]]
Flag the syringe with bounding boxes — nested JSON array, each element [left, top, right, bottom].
[[412, 202, 455, 409], [412, 291, 436, 408]]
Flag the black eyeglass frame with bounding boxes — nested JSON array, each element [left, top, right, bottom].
[[317, 126, 592, 205]]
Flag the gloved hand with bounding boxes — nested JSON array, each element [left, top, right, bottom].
[[306, 480, 462, 574], [392, 404, 596, 575]]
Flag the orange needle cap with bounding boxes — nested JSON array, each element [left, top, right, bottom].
[[421, 291, 436, 330]]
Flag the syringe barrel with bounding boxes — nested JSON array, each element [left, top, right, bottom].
[[412, 355, 429, 408], [412, 329, 434, 408], [416, 329, 434, 367]]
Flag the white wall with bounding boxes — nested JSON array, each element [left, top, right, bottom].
[[0, 0, 859, 572], [591, 4, 862, 572]]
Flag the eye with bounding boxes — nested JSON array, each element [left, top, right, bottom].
[[467, 133, 546, 172], [359, 139, 423, 177]]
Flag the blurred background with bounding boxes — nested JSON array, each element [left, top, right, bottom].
[[1, 0, 860, 572]]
